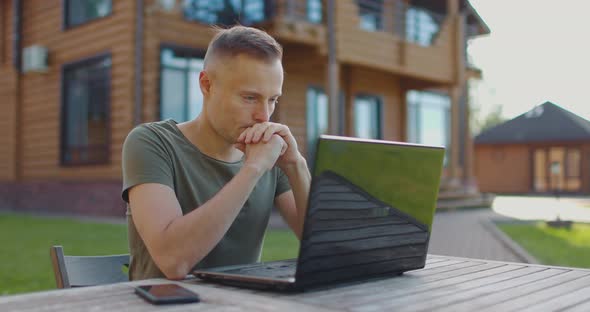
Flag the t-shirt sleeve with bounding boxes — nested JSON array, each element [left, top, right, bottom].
[[275, 167, 292, 197], [121, 125, 174, 203]]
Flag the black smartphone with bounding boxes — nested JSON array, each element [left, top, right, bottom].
[[134, 284, 200, 305]]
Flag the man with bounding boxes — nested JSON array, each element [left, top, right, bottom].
[[121, 26, 311, 280]]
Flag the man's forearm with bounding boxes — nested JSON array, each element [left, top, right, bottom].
[[282, 156, 311, 238], [150, 165, 264, 279]]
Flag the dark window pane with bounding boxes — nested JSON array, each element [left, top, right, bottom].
[[66, 0, 112, 28], [183, 0, 266, 26], [243, 0, 265, 24], [566, 149, 581, 178], [160, 48, 205, 122], [354, 95, 381, 139], [357, 0, 383, 31], [62, 57, 111, 165], [308, 0, 322, 23], [307, 88, 328, 159], [161, 68, 187, 122], [405, 7, 441, 46], [406, 90, 450, 165]]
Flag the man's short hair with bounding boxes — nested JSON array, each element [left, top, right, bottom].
[[204, 25, 283, 67]]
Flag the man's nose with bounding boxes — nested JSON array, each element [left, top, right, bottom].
[[253, 103, 270, 122]]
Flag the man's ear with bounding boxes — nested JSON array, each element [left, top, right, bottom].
[[199, 71, 211, 96]]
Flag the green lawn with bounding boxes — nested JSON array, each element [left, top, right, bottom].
[[498, 222, 590, 269], [0, 213, 299, 296]]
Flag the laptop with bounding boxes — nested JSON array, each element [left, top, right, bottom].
[[193, 135, 445, 291]]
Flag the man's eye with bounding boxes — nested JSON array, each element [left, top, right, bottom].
[[243, 96, 256, 101]]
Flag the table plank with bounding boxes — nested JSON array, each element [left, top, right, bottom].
[[286, 261, 497, 308], [480, 273, 590, 312], [0, 280, 335, 312], [382, 265, 549, 312], [562, 297, 590, 312], [350, 263, 525, 312], [2, 255, 590, 312], [437, 269, 590, 312], [418, 267, 566, 312], [519, 284, 590, 312]]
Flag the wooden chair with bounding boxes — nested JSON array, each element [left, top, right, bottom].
[[49, 245, 130, 288]]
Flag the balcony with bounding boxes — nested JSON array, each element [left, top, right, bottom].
[[182, 0, 326, 47], [337, 0, 455, 85]]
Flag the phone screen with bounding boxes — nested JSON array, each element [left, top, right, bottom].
[[135, 284, 200, 304]]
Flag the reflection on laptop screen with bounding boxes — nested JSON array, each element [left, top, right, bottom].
[[293, 136, 445, 288]]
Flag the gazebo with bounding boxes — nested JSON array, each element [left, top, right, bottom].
[[475, 101, 590, 194]]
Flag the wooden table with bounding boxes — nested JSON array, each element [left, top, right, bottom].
[[2, 255, 590, 311]]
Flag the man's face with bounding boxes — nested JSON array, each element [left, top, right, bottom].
[[201, 54, 283, 144]]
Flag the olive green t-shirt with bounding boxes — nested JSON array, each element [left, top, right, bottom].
[[121, 119, 291, 280]]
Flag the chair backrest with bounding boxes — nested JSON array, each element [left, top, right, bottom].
[[50, 245, 130, 288]]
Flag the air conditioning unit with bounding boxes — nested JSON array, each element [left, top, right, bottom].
[[22, 45, 48, 73]]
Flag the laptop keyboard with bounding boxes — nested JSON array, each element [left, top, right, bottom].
[[222, 260, 296, 279]]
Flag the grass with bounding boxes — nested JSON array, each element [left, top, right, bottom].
[[497, 222, 590, 269], [0, 212, 299, 296]]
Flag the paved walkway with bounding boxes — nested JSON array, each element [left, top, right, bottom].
[[429, 196, 590, 263], [428, 209, 524, 262]]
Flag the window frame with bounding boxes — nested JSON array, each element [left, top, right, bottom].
[[62, 0, 113, 30], [158, 44, 207, 122], [353, 94, 383, 140], [60, 52, 112, 166], [306, 86, 329, 160], [406, 90, 451, 165]]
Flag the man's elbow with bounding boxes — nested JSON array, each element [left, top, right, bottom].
[[153, 254, 192, 280]]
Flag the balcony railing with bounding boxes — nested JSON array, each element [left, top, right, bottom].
[[356, 0, 446, 47], [182, 0, 323, 26]]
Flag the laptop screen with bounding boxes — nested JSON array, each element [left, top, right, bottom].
[[313, 135, 445, 230], [294, 135, 445, 288]]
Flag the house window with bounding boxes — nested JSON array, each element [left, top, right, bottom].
[[566, 149, 581, 178], [61, 55, 111, 165], [407, 90, 450, 163], [354, 95, 382, 139], [565, 148, 581, 191], [405, 6, 441, 46], [357, 0, 383, 31], [160, 47, 205, 122], [65, 0, 112, 28], [183, 0, 266, 26], [307, 87, 329, 159], [307, 0, 323, 23]]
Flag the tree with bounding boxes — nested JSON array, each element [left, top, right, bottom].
[[471, 104, 507, 135]]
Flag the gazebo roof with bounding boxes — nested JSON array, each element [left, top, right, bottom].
[[475, 101, 590, 144]]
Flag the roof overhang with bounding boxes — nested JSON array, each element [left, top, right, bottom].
[[463, 0, 491, 36]]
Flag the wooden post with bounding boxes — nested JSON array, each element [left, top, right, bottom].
[[343, 64, 353, 136], [13, 0, 22, 181], [449, 87, 461, 184], [464, 86, 477, 192], [449, 0, 466, 187], [447, 0, 459, 15], [326, 0, 340, 135]]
